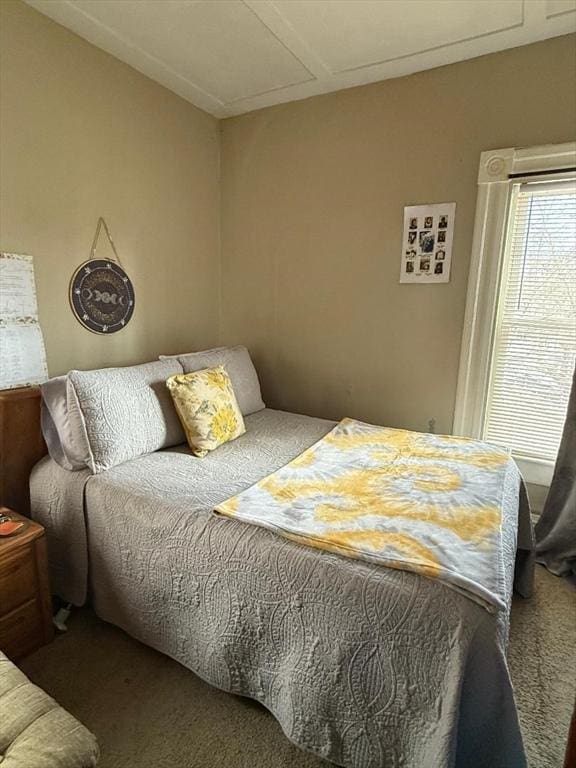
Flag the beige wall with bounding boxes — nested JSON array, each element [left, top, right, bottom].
[[221, 34, 576, 435], [1, 1, 575, 448], [0, 0, 220, 375]]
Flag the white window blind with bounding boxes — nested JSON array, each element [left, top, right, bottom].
[[484, 179, 576, 463]]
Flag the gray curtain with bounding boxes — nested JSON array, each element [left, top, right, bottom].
[[535, 365, 576, 577]]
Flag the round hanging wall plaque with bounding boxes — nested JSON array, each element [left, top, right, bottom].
[[69, 217, 135, 334], [69, 259, 135, 334]]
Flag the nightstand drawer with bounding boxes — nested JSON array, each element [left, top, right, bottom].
[[0, 545, 37, 615], [0, 511, 53, 659], [0, 598, 42, 659]]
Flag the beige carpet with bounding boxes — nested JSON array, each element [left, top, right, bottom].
[[20, 565, 575, 768]]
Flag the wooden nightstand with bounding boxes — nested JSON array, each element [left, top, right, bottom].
[[0, 508, 53, 659]]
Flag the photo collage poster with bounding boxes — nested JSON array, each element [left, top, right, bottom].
[[400, 202, 455, 283]]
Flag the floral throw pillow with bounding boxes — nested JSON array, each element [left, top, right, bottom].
[[166, 366, 246, 457]]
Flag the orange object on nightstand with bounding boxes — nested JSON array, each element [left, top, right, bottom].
[[0, 507, 53, 659], [0, 515, 26, 537]]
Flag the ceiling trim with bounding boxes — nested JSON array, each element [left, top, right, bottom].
[[243, 0, 332, 81], [24, 0, 576, 118], [228, 0, 575, 115], [25, 0, 229, 116], [331, 17, 525, 76], [547, 6, 576, 18]]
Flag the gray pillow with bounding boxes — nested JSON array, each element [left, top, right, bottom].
[[40, 376, 90, 470], [163, 346, 265, 416], [67, 359, 185, 474], [41, 401, 73, 470]]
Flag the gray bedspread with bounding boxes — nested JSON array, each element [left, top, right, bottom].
[[31, 409, 533, 768]]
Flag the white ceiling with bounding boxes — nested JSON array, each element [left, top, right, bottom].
[[25, 0, 576, 118]]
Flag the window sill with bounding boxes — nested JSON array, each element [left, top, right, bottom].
[[513, 455, 554, 487]]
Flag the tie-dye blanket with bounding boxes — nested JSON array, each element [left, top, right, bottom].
[[215, 417, 516, 611]]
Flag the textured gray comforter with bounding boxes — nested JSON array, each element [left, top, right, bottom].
[[31, 409, 533, 768]]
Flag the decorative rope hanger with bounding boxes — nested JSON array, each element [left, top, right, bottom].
[[88, 216, 122, 264]]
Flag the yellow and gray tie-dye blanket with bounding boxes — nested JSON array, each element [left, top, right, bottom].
[[215, 418, 517, 612]]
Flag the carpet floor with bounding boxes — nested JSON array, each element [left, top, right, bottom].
[[20, 565, 575, 768]]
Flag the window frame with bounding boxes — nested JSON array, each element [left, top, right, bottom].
[[453, 141, 576, 487]]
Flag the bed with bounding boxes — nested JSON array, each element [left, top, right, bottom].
[[30, 404, 534, 768]]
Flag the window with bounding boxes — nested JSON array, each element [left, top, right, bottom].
[[454, 143, 576, 487], [484, 180, 576, 463]]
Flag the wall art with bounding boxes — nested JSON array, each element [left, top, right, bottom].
[[69, 218, 135, 334], [400, 202, 455, 284]]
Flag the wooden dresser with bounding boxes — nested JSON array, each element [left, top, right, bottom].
[[0, 509, 53, 659]]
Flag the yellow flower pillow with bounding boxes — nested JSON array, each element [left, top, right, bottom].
[[166, 366, 246, 457]]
